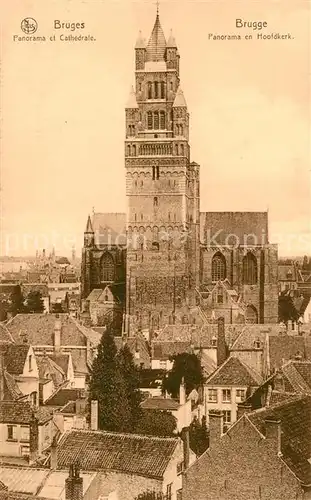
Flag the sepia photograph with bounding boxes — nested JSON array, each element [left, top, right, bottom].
[[0, 0, 310, 498]]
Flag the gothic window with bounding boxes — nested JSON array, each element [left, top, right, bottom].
[[141, 213, 143, 221], [148, 82, 152, 99], [127, 145, 131, 156], [140, 180, 143, 186], [168, 212, 171, 221], [101, 253, 115, 282], [242, 253, 257, 285], [161, 81, 165, 98], [156, 165, 159, 179], [154, 112, 159, 130], [212, 252, 226, 282], [245, 305, 258, 324], [181, 144, 184, 156], [154, 197, 158, 207], [152, 166, 155, 180], [175, 144, 179, 156], [134, 213, 137, 221], [154, 81, 159, 99], [170, 81, 173, 91], [176, 124, 179, 136], [160, 111, 165, 129], [147, 112, 152, 129]]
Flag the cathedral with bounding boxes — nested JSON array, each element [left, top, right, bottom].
[[81, 11, 278, 335]]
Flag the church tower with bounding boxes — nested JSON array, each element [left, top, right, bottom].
[[125, 10, 200, 335]]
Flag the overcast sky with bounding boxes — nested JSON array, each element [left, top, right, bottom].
[[1, 0, 310, 258]]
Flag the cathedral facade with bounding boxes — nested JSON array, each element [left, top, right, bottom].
[[81, 12, 278, 334]]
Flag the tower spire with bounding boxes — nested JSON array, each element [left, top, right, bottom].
[[156, 0, 159, 16]]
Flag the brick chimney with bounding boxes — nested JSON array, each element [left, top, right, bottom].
[[90, 400, 98, 431], [217, 317, 227, 367], [265, 418, 282, 455], [54, 315, 62, 353], [50, 434, 58, 469], [181, 427, 190, 470], [29, 414, 39, 463], [179, 377, 186, 405], [65, 464, 83, 500], [208, 409, 223, 449], [236, 403, 253, 420]]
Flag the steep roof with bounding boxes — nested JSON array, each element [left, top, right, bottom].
[[36, 355, 66, 387], [230, 324, 286, 351], [157, 323, 241, 349], [4, 344, 29, 375], [146, 14, 166, 62], [167, 29, 177, 47], [0, 401, 52, 424], [3, 371, 24, 400], [200, 211, 269, 246], [0, 323, 14, 344], [57, 429, 179, 479], [268, 335, 308, 370], [85, 215, 94, 233], [173, 87, 187, 108], [44, 388, 84, 407], [248, 395, 311, 484], [206, 356, 262, 386], [92, 212, 126, 246], [152, 340, 192, 360]]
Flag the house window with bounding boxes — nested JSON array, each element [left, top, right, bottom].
[[166, 483, 172, 500], [223, 410, 231, 430], [161, 81, 165, 98], [222, 389, 231, 403], [28, 354, 32, 372], [242, 252, 257, 285], [236, 389, 246, 402], [7, 425, 17, 441], [177, 461, 184, 475], [20, 425, 30, 442], [212, 252, 226, 282], [208, 389, 217, 402], [170, 81, 173, 91]]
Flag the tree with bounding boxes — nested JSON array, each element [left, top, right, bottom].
[[278, 292, 300, 324], [0, 298, 9, 321], [135, 491, 164, 500], [189, 416, 209, 457], [8, 286, 25, 316], [25, 291, 44, 313], [162, 352, 204, 398], [89, 330, 132, 432], [116, 344, 143, 429], [135, 409, 176, 437]]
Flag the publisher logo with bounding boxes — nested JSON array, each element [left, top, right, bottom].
[[21, 18, 38, 34]]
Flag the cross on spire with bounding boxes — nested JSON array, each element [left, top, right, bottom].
[[155, 0, 159, 16]]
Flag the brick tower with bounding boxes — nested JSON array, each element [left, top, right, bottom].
[[125, 10, 200, 335]]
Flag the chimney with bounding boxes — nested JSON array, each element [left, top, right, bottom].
[[54, 317, 62, 353], [65, 464, 83, 500], [181, 427, 190, 470], [90, 400, 98, 431], [179, 377, 186, 405], [265, 418, 282, 455], [76, 390, 87, 415], [50, 434, 58, 469], [29, 414, 39, 463], [236, 403, 253, 420], [217, 317, 227, 367], [208, 409, 223, 449]]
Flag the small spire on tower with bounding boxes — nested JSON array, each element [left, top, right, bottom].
[[135, 30, 146, 49], [85, 215, 94, 234], [167, 29, 177, 48], [173, 87, 187, 108], [126, 86, 139, 109]]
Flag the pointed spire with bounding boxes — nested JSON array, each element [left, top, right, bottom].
[[173, 87, 187, 107], [167, 29, 177, 48], [85, 215, 94, 234], [135, 30, 146, 49], [146, 10, 166, 62], [126, 86, 138, 109]]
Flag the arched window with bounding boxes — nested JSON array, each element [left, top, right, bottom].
[[132, 145, 136, 156], [245, 305, 258, 324], [212, 252, 226, 282], [170, 81, 173, 91], [154, 197, 158, 207], [147, 112, 152, 130], [242, 253, 257, 285], [152, 241, 159, 251], [148, 82, 152, 99], [161, 82, 165, 98], [101, 253, 115, 282], [160, 111, 165, 129], [127, 145, 131, 156], [154, 81, 158, 98], [154, 112, 159, 130], [180, 125, 183, 136], [181, 144, 184, 156], [175, 144, 179, 156]]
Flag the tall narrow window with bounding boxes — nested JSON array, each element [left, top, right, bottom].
[[132, 145, 136, 156], [160, 111, 165, 129], [156, 165, 159, 179], [101, 253, 115, 282], [127, 145, 131, 156], [161, 81, 165, 98], [212, 252, 226, 282], [242, 253, 258, 285], [147, 112, 152, 130], [154, 81, 158, 98], [170, 81, 173, 91], [138, 83, 142, 91], [134, 213, 137, 221], [180, 125, 183, 136], [181, 144, 184, 156], [168, 212, 171, 221], [141, 213, 143, 221], [154, 196, 158, 207], [148, 82, 152, 99], [154, 111, 159, 130], [152, 166, 155, 180]]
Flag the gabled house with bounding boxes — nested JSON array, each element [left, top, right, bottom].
[[199, 279, 247, 324], [204, 356, 262, 431], [86, 285, 123, 329], [182, 396, 311, 500]]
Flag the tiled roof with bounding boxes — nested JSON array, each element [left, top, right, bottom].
[[248, 395, 311, 484], [0, 401, 52, 424], [146, 14, 166, 62], [269, 391, 299, 406], [92, 212, 126, 246], [200, 211, 269, 245], [268, 336, 308, 370], [206, 356, 262, 386], [3, 344, 29, 375], [294, 361, 311, 389], [281, 361, 311, 393], [152, 341, 192, 361], [278, 264, 297, 282], [0, 323, 14, 344], [140, 397, 180, 411], [3, 371, 24, 400], [48, 353, 69, 375], [230, 324, 286, 351], [0, 467, 49, 495], [157, 323, 241, 349], [57, 429, 178, 479], [69, 348, 89, 375], [36, 355, 66, 387], [44, 388, 84, 407]]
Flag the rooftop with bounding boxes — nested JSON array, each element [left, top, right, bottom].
[[206, 356, 263, 387], [0, 401, 52, 425], [140, 396, 180, 411]]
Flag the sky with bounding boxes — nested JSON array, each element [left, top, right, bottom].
[[0, 0, 310, 258]]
